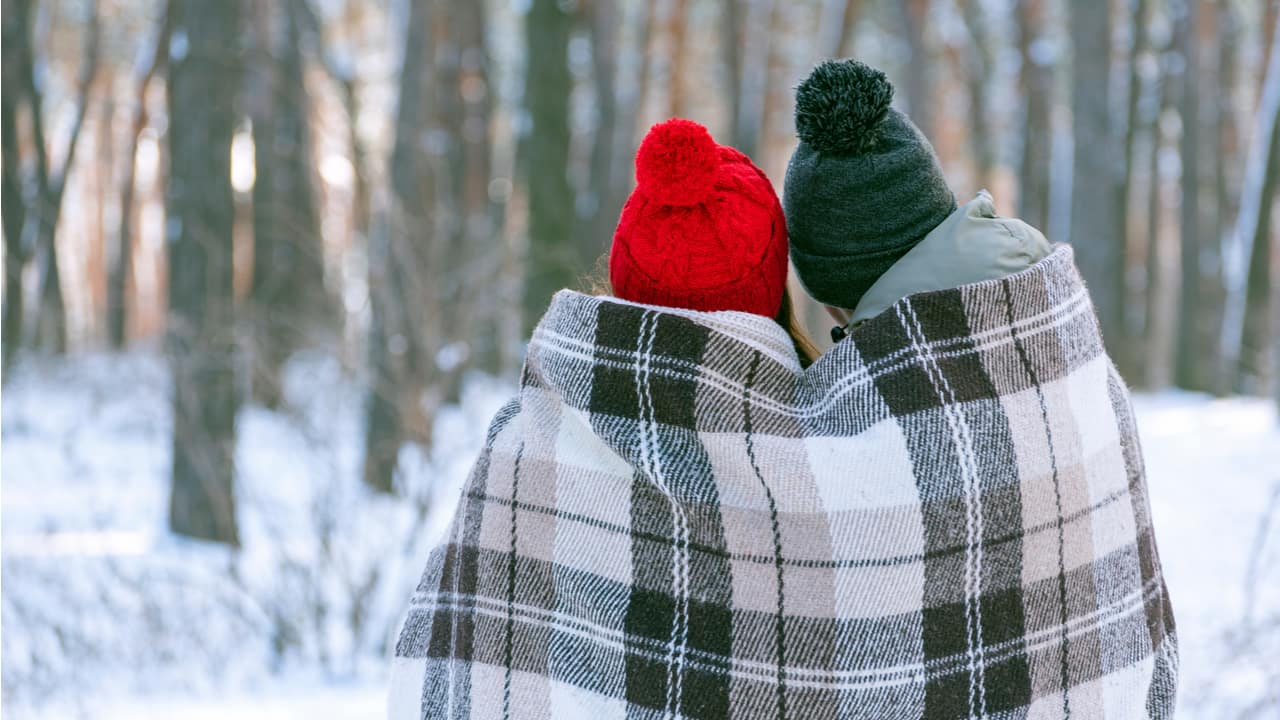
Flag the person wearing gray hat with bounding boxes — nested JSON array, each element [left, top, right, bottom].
[[784, 59, 1051, 342], [785, 60, 957, 314]]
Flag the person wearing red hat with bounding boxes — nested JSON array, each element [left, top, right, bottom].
[[611, 118, 787, 316], [392, 118, 841, 719], [607, 117, 819, 364]]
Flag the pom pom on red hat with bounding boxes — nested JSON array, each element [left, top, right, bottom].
[[634, 118, 720, 206]]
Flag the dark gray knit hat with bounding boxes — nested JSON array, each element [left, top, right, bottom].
[[784, 59, 956, 310]]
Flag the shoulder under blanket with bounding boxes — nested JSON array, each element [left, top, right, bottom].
[[391, 245, 1177, 720]]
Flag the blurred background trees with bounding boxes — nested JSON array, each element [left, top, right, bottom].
[[2, 0, 1279, 542]]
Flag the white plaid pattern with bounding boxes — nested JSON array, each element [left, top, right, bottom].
[[392, 246, 1177, 719]]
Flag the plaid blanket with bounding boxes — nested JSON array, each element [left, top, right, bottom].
[[390, 245, 1177, 720]]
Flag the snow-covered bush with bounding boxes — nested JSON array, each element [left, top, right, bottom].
[[1, 352, 512, 715]]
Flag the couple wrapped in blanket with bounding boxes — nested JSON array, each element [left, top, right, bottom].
[[390, 60, 1177, 720]]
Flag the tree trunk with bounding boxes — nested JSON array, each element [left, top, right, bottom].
[[1118, 0, 1150, 372], [363, 0, 497, 490], [1015, 0, 1052, 233], [363, 216, 403, 494], [434, 0, 495, 401], [1235, 144, 1278, 393], [1214, 0, 1244, 392], [817, 0, 863, 60], [1173, 0, 1219, 392], [1, 0, 31, 377], [111, 2, 171, 350], [89, 76, 115, 346], [665, 0, 689, 118], [757, 0, 787, 169], [1069, 0, 1129, 375], [166, 0, 244, 545], [960, 0, 994, 193], [365, 0, 438, 493], [1142, 35, 1176, 389], [521, 0, 576, 333], [612, 0, 653, 201], [726, 0, 773, 157], [585, 0, 620, 254], [451, 0, 498, 380], [1119, 0, 1151, 234], [343, 77, 372, 244], [1266, 0, 1279, 87], [300, 0, 371, 248], [897, 0, 934, 141], [1232, 11, 1280, 394], [3, 0, 99, 362], [247, 0, 328, 408], [1215, 1, 1242, 247], [723, 0, 743, 147], [32, 238, 68, 354], [31, 7, 100, 355]]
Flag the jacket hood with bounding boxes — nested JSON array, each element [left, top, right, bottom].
[[850, 190, 1053, 324]]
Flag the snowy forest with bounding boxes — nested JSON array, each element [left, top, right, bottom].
[[2, 0, 1279, 717]]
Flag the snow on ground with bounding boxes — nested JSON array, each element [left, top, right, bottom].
[[1, 352, 1278, 718], [1137, 393, 1280, 718], [2, 352, 513, 719]]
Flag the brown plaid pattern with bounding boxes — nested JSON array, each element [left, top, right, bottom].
[[391, 246, 1177, 719]]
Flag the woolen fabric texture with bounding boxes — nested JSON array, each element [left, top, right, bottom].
[[391, 245, 1178, 719], [784, 59, 957, 310], [610, 118, 789, 318]]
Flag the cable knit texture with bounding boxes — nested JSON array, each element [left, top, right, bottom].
[[611, 118, 789, 318], [392, 246, 1178, 720]]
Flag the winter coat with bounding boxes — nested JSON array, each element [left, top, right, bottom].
[[390, 245, 1177, 720], [850, 191, 1053, 325]]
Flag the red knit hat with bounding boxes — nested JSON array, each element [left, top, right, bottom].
[[609, 118, 789, 318]]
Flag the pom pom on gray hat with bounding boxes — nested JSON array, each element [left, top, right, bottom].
[[794, 59, 894, 156]]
